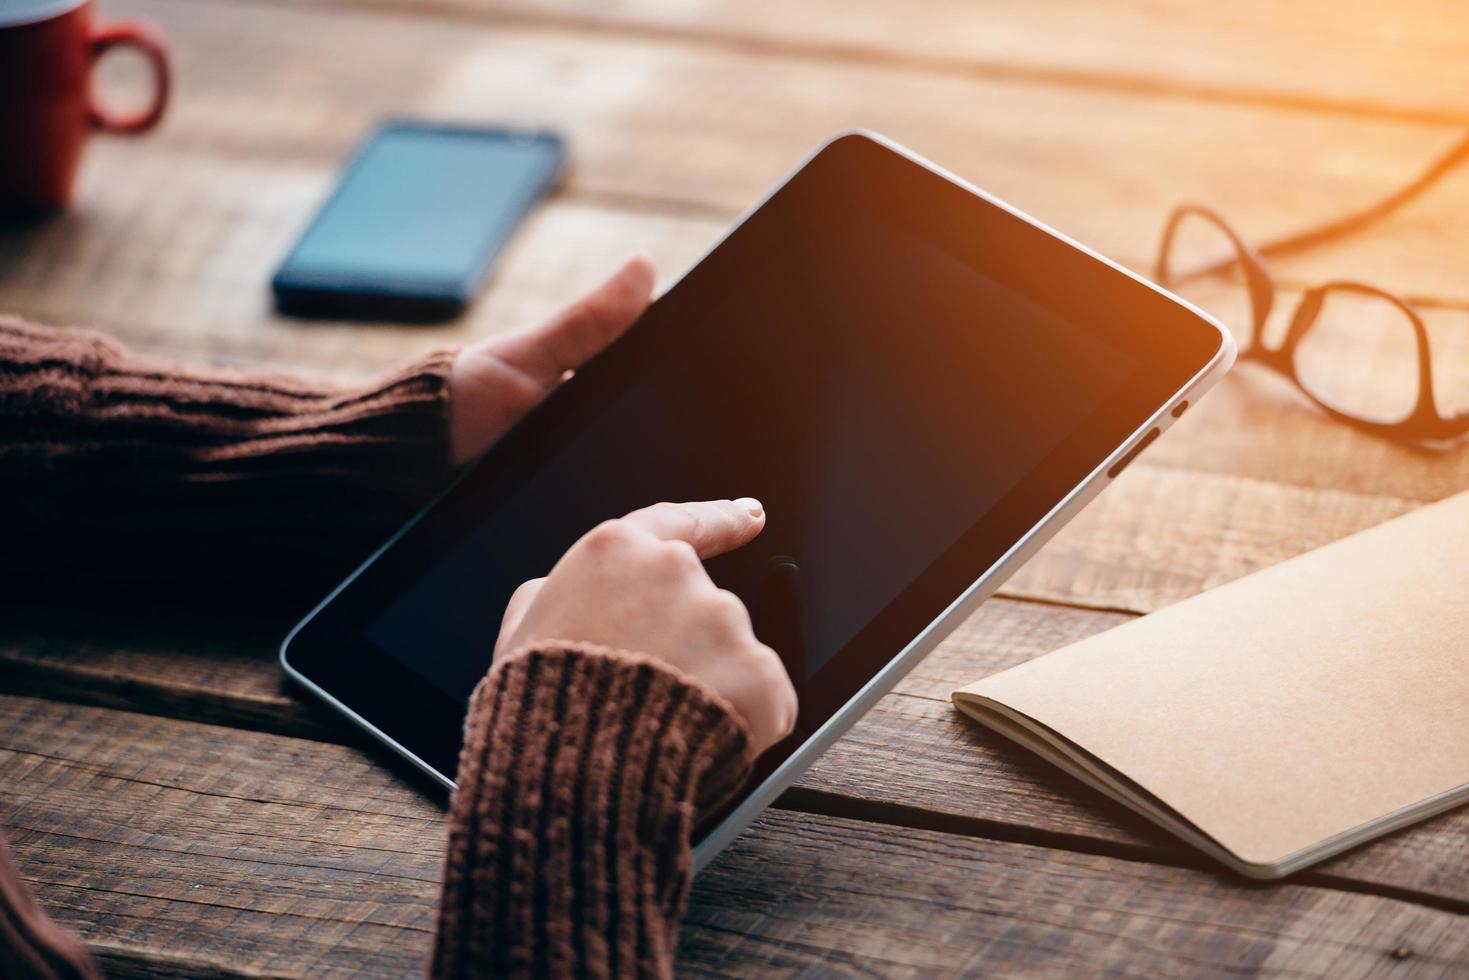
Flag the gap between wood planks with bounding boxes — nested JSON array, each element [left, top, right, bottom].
[[778, 789, 1469, 919], [37, 4, 1469, 316], [9, 588, 1469, 921], [90, 946, 275, 980], [7, 690, 1468, 977], [80, 0, 1469, 320], [0, 598, 1141, 751], [200, 0, 1469, 130], [11, 0, 1464, 936]]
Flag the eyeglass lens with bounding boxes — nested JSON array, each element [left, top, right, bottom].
[[1292, 288, 1422, 425]]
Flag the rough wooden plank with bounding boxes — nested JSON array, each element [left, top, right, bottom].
[[3, 1, 1458, 974], [7, 2, 1462, 506], [80, 0, 1469, 305], [264, 0, 1469, 126], [3, 695, 1466, 978], [7, 3, 1461, 502], [1008, 464, 1421, 613], [0, 696, 445, 978], [0, 171, 723, 381], [1148, 369, 1469, 505], [0, 104, 1457, 618], [8, 156, 1467, 507], [684, 811, 1469, 979], [7, 144, 1465, 509], [4, 140, 1454, 616], [805, 601, 1469, 915], [7, 592, 1469, 911], [0, 602, 351, 745]]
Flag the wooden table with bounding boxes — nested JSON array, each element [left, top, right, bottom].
[[4, 0, 1468, 975]]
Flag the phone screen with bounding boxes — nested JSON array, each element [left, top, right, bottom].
[[273, 124, 562, 318]]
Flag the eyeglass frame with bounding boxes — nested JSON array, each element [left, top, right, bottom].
[[1154, 204, 1468, 445]]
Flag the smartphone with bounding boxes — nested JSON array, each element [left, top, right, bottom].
[[272, 121, 564, 322]]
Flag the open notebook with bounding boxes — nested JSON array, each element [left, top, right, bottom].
[[952, 491, 1469, 879]]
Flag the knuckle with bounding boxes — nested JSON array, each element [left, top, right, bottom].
[[694, 590, 748, 642], [761, 666, 797, 737], [751, 643, 790, 688], [710, 589, 751, 627], [656, 539, 701, 572], [583, 519, 632, 552], [781, 679, 799, 732]]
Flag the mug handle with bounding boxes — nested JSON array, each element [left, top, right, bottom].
[[88, 22, 172, 133]]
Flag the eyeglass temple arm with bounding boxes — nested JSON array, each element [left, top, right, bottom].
[[1252, 131, 1469, 263]]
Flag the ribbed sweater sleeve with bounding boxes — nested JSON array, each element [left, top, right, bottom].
[[0, 316, 454, 598], [431, 645, 755, 980]]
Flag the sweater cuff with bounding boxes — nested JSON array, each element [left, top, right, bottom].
[[433, 645, 753, 980], [0, 316, 454, 484], [0, 316, 455, 594]]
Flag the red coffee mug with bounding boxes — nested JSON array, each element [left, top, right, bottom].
[[0, 0, 170, 219]]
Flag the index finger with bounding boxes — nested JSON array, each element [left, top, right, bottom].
[[621, 498, 766, 559]]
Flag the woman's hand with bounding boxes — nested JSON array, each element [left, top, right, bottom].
[[493, 499, 799, 754], [448, 255, 656, 466]]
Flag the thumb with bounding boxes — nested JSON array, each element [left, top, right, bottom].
[[622, 499, 767, 559], [489, 254, 656, 390]]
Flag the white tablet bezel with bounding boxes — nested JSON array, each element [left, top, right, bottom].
[[280, 130, 1236, 874], [687, 130, 1234, 868]]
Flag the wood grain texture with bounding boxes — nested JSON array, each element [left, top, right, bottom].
[[7, 595, 1469, 911], [0, 602, 351, 745], [0, 135, 1453, 624], [4, 694, 1466, 978], [804, 605, 1469, 914], [73, 0, 1469, 307], [1007, 463, 1421, 613], [1, 696, 446, 978], [269, 0, 1469, 126], [821, 594, 1469, 913], [5, 0, 1467, 971], [5, 0, 1459, 495], [685, 811, 1469, 979], [0, 183, 723, 380], [8, 160, 1468, 505], [6, 0, 1463, 495]]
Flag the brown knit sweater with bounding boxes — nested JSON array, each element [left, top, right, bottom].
[[0, 316, 754, 979]]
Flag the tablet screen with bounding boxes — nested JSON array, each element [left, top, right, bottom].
[[365, 219, 1132, 699], [285, 134, 1224, 789]]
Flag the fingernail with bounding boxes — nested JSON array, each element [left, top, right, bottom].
[[734, 497, 764, 518]]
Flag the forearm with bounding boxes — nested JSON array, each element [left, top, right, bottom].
[[0, 316, 454, 597], [431, 645, 753, 979]]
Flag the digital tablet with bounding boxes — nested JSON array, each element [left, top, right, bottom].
[[281, 131, 1234, 868]]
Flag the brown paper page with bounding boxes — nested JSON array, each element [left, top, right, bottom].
[[954, 491, 1469, 870]]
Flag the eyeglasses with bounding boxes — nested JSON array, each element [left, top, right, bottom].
[[1154, 135, 1469, 446]]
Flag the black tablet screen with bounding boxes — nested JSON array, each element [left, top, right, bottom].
[[286, 134, 1223, 786], [366, 218, 1132, 700]]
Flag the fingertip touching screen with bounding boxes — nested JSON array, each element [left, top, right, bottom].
[[284, 133, 1224, 811]]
